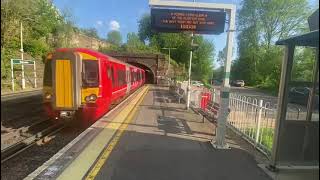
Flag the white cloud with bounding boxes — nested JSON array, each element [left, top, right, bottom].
[[109, 20, 120, 31], [96, 20, 103, 26]]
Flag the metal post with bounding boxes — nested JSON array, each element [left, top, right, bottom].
[[270, 45, 295, 169], [186, 33, 194, 110], [162, 47, 176, 76], [33, 61, 37, 88], [255, 99, 263, 146], [211, 7, 235, 149], [11, 59, 14, 91], [20, 22, 26, 89], [168, 48, 171, 76]]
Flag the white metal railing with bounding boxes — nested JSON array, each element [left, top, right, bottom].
[[170, 83, 306, 156], [227, 93, 276, 156]]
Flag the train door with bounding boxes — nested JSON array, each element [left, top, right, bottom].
[[126, 65, 131, 94], [108, 63, 116, 101], [52, 51, 81, 110], [104, 61, 112, 107]]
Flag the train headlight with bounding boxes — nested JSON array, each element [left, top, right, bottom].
[[85, 94, 97, 103], [45, 93, 52, 100]]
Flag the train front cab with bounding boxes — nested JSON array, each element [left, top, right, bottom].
[[43, 50, 104, 126]]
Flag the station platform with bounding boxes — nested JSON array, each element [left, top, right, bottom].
[[25, 85, 271, 180]]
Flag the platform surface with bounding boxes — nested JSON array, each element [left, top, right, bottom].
[[91, 86, 270, 180], [26, 85, 272, 180]]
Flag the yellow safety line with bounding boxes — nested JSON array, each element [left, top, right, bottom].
[[85, 85, 149, 180]]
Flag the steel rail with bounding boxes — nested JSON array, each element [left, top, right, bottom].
[[1, 122, 65, 163]]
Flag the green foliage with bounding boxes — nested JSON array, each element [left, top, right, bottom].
[[79, 28, 100, 39], [245, 127, 274, 152], [107, 30, 122, 46], [232, 0, 315, 93], [1, 0, 65, 81], [138, 14, 156, 43], [292, 48, 316, 82], [136, 14, 216, 82], [24, 39, 50, 58], [123, 32, 158, 53]]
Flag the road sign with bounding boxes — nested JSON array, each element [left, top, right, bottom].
[[10, 59, 37, 91], [151, 8, 226, 34], [12, 59, 35, 65]]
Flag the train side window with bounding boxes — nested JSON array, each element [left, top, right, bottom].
[[107, 65, 115, 88], [131, 71, 134, 83], [117, 70, 125, 87], [123, 70, 127, 84], [111, 66, 115, 87], [107, 66, 112, 79]]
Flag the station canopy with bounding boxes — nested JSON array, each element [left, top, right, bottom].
[[276, 30, 319, 47]]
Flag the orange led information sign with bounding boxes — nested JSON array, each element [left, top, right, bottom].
[[151, 8, 226, 34]]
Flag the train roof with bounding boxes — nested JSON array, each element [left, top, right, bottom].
[[55, 48, 145, 71]]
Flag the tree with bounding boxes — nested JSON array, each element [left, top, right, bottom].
[[238, 0, 310, 48], [138, 13, 156, 43], [80, 28, 99, 39], [232, 0, 314, 92], [107, 30, 122, 46], [124, 32, 157, 53], [136, 14, 216, 83]]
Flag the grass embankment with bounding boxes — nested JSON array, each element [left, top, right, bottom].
[[244, 127, 274, 152]]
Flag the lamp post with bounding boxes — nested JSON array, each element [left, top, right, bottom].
[[20, 22, 26, 90], [186, 34, 199, 110], [162, 47, 176, 76]]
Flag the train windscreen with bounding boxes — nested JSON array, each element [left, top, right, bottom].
[[82, 60, 99, 87]]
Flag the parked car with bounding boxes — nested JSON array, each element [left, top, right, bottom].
[[192, 81, 204, 87], [232, 80, 245, 87], [288, 87, 319, 109], [212, 79, 222, 86]]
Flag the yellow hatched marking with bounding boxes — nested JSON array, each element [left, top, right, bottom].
[[85, 86, 149, 180], [79, 52, 98, 60], [81, 88, 99, 103]]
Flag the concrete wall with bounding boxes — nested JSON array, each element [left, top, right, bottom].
[[70, 33, 110, 50]]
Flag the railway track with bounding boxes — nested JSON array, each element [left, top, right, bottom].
[[1, 121, 65, 163], [1, 119, 51, 143], [1, 89, 42, 102]]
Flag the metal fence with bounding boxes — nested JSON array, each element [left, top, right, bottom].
[[171, 82, 276, 156], [170, 82, 307, 156], [227, 93, 276, 156]]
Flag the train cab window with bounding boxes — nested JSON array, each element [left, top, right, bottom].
[[82, 60, 99, 87], [43, 60, 52, 86]]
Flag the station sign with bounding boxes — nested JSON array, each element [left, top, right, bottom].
[[151, 8, 226, 34], [12, 59, 35, 65]]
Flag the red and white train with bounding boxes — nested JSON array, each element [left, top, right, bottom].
[[42, 48, 145, 126]]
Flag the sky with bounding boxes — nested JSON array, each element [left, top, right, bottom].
[[52, 0, 318, 66]]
